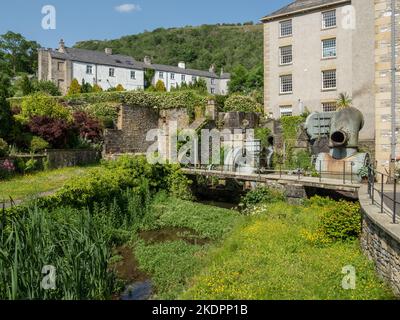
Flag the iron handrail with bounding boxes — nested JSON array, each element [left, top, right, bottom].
[[367, 165, 399, 224]]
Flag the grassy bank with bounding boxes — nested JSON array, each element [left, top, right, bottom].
[[180, 202, 395, 300], [0, 165, 98, 201], [134, 195, 241, 299]]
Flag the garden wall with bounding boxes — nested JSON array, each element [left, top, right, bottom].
[[359, 185, 400, 296], [46, 149, 100, 169]]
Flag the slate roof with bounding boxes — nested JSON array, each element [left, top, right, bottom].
[[261, 0, 350, 21], [45, 47, 229, 79], [48, 47, 144, 70]]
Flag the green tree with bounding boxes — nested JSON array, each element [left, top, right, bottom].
[[190, 78, 207, 94], [67, 79, 82, 96], [144, 69, 155, 89], [228, 65, 249, 93], [0, 95, 12, 139], [19, 74, 34, 96], [337, 92, 352, 109], [155, 80, 167, 92], [0, 31, 39, 75]]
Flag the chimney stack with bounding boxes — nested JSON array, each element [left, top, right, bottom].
[[105, 48, 113, 55], [144, 56, 152, 65], [58, 39, 66, 53], [209, 64, 216, 73], [178, 61, 186, 69]]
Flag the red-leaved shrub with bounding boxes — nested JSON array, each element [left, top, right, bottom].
[[28, 116, 77, 149], [73, 111, 103, 143]]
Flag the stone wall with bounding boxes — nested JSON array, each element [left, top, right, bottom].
[[46, 149, 100, 169], [104, 105, 190, 156], [359, 185, 400, 296]]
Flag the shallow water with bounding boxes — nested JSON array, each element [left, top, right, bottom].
[[120, 280, 153, 301]]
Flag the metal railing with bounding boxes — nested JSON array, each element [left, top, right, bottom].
[[186, 159, 363, 186], [367, 165, 399, 224]]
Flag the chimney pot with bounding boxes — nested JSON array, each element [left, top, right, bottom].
[[144, 56, 152, 65], [105, 48, 113, 55], [178, 61, 186, 69], [209, 64, 216, 73], [58, 39, 66, 53]]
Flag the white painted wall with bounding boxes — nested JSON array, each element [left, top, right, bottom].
[[72, 61, 145, 91]]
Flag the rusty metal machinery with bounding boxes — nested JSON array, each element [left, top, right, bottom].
[[306, 107, 370, 180]]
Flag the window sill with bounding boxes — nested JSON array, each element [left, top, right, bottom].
[[321, 88, 337, 92], [321, 26, 337, 31], [279, 35, 292, 39], [279, 62, 293, 67], [279, 92, 293, 95], [321, 56, 337, 60]]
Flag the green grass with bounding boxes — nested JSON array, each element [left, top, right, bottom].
[[180, 202, 396, 300], [0, 165, 98, 201], [134, 196, 241, 299]]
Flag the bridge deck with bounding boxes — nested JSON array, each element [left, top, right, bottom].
[[182, 168, 361, 194]]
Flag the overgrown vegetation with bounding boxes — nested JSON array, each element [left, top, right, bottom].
[[182, 199, 394, 300]]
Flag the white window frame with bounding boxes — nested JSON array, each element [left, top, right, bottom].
[[280, 45, 293, 65], [322, 38, 336, 59], [211, 78, 216, 85], [211, 88, 216, 94], [280, 20, 292, 37], [280, 105, 293, 117], [322, 10, 336, 29], [280, 74, 293, 94], [170, 73, 175, 80], [322, 102, 337, 112], [322, 70, 337, 90], [192, 76, 197, 82], [130, 70, 136, 80], [181, 74, 186, 81], [109, 68, 115, 77], [159, 71, 164, 78], [86, 65, 93, 75]]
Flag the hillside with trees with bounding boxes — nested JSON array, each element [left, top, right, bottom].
[[74, 24, 263, 74]]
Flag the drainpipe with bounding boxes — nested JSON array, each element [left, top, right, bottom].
[[390, 0, 397, 178]]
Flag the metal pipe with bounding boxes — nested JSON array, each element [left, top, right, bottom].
[[391, 0, 397, 167], [393, 179, 397, 224], [381, 173, 384, 214]]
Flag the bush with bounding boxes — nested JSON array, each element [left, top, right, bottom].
[[224, 94, 263, 113], [73, 111, 103, 143], [155, 80, 167, 92], [28, 116, 77, 149], [0, 159, 15, 179], [30, 136, 49, 154], [303, 196, 362, 244], [34, 80, 61, 96], [0, 138, 8, 157], [92, 84, 103, 93], [67, 79, 82, 96], [115, 84, 125, 92], [239, 186, 286, 213], [16, 92, 72, 124]]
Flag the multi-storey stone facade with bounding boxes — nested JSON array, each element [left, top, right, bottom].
[[262, 0, 376, 143], [374, 0, 400, 172]]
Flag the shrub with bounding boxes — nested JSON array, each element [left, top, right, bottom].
[[16, 92, 72, 124], [239, 186, 286, 213], [28, 116, 77, 149], [303, 196, 362, 245], [30, 136, 49, 154], [155, 80, 167, 92], [115, 84, 125, 92], [0, 159, 15, 179], [73, 111, 103, 143], [34, 80, 61, 96], [24, 158, 38, 173], [92, 84, 102, 93], [224, 94, 263, 113], [67, 79, 82, 96], [0, 138, 8, 157]]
